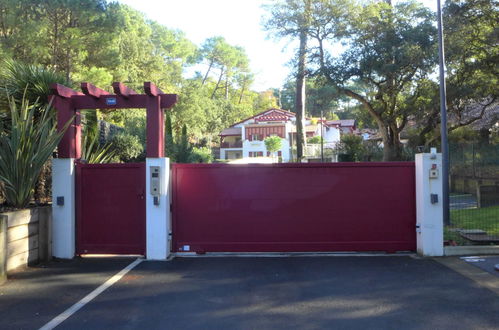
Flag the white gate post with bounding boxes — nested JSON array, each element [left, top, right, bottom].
[[415, 151, 444, 256], [52, 158, 76, 259], [145, 157, 171, 260]]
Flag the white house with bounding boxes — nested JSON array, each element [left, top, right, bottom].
[[219, 108, 356, 162]]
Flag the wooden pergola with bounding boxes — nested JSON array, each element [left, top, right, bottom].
[[49, 82, 178, 159]]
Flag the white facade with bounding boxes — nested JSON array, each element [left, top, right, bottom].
[[242, 138, 292, 162], [323, 126, 341, 147], [220, 109, 352, 163]]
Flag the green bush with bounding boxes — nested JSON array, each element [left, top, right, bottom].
[[175, 124, 191, 163], [307, 136, 323, 144], [110, 133, 144, 163], [336, 134, 364, 162], [361, 140, 383, 162], [189, 147, 213, 163], [264, 136, 282, 155]]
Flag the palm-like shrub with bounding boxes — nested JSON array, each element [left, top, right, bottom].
[[0, 96, 71, 208], [0, 60, 69, 116], [81, 133, 116, 164], [80, 110, 116, 164]]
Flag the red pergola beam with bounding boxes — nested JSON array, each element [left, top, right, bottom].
[[81, 82, 110, 98], [70, 94, 178, 109], [144, 82, 164, 96], [112, 82, 138, 98], [50, 83, 83, 98]]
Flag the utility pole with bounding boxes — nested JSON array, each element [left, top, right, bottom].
[[437, 0, 450, 226]]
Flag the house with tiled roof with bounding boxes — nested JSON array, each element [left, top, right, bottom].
[[219, 108, 356, 162]]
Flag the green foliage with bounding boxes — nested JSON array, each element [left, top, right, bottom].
[[165, 111, 175, 159], [0, 60, 69, 114], [307, 136, 323, 144], [448, 127, 480, 144], [110, 133, 144, 163], [362, 140, 383, 162], [189, 147, 213, 163], [444, 0, 498, 111], [172, 79, 264, 139], [175, 124, 192, 163], [72, 67, 113, 90], [315, 1, 437, 160], [279, 78, 345, 117], [450, 206, 499, 238], [81, 133, 116, 164], [264, 136, 283, 154], [0, 96, 70, 208], [0, 1, 270, 143], [79, 110, 116, 164], [336, 134, 364, 162]]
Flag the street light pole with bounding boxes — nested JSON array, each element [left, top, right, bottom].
[[437, 0, 450, 226]]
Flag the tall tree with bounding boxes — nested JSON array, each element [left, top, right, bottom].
[[393, 0, 498, 148], [311, 0, 437, 160], [263, 0, 313, 161]]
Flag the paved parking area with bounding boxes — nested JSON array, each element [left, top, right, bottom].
[[460, 255, 499, 276], [1, 256, 498, 330]]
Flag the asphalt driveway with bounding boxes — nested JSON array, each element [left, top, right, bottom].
[[1, 256, 498, 330]]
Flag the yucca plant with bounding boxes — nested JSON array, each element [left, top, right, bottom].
[[0, 95, 71, 209], [80, 110, 116, 164], [81, 133, 116, 164]]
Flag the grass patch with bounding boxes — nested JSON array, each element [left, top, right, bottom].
[[445, 205, 499, 244]]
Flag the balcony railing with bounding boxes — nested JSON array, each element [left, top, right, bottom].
[[221, 141, 242, 148]]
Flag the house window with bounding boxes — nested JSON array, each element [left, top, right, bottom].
[[251, 134, 260, 141]]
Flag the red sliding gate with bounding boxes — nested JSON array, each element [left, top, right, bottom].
[[172, 163, 416, 253], [76, 162, 146, 255]]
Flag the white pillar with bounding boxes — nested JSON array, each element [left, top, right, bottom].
[[415, 152, 444, 256], [52, 158, 76, 259], [145, 158, 171, 260]]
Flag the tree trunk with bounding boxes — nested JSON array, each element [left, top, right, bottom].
[[379, 124, 402, 161], [295, 3, 310, 161], [202, 60, 213, 85], [224, 72, 229, 100], [238, 82, 246, 104], [51, 12, 59, 69], [211, 67, 224, 99]]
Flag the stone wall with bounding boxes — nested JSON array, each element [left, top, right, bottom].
[[0, 206, 52, 276]]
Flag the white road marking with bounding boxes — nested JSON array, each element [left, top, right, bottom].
[[39, 258, 143, 330]]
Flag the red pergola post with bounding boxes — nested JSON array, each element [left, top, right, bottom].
[[145, 82, 165, 158], [50, 84, 84, 159]]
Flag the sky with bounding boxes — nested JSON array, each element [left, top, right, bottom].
[[117, 0, 438, 92]]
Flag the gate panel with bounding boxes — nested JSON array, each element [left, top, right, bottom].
[[172, 163, 416, 253], [77, 162, 145, 255]]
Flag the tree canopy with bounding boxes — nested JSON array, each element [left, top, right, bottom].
[[0, 0, 278, 147]]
